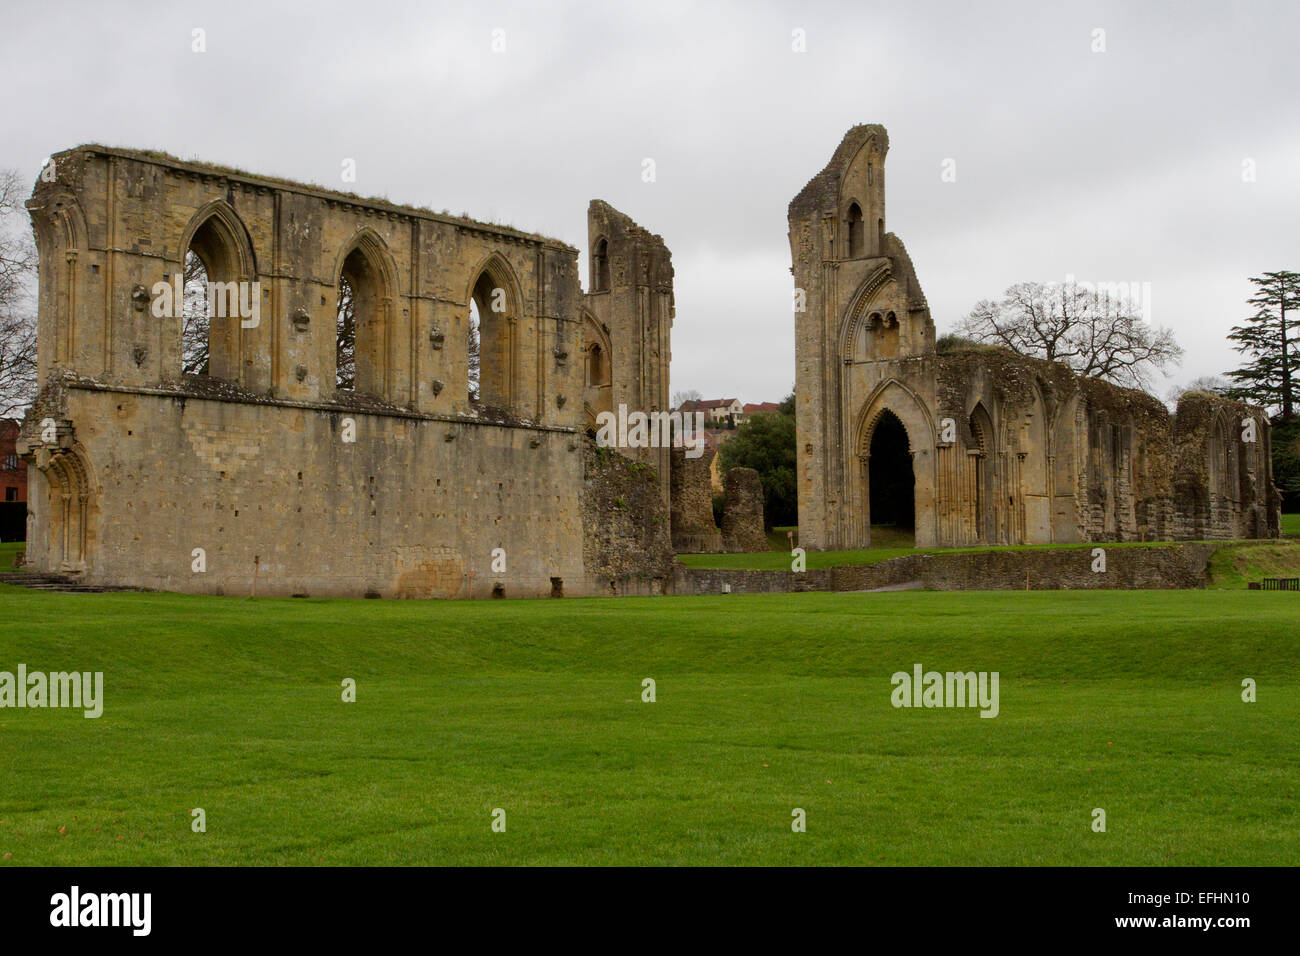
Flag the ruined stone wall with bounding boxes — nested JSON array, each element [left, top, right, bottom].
[[582, 201, 674, 512], [673, 543, 1218, 594], [721, 466, 767, 552], [20, 145, 675, 597], [669, 447, 723, 552], [581, 441, 673, 595], [23, 376, 587, 597]]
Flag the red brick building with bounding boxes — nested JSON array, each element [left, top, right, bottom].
[[0, 418, 27, 543], [0, 419, 26, 503]]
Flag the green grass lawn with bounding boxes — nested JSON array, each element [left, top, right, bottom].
[[0, 586, 1296, 866], [1282, 513, 1300, 536], [0, 542, 23, 570]]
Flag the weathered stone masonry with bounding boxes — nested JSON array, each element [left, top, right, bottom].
[[791, 125, 1280, 551], [19, 146, 674, 596]]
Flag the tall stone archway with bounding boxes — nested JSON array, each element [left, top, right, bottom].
[[851, 379, 937, 548]]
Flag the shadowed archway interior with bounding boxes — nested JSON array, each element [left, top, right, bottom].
[[868, 409, 915, 530]]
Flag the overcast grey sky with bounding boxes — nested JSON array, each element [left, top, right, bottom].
[[2, 0, 1296, 403]]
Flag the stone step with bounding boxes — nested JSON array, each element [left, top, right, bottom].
[[0, 572, 147, 594]]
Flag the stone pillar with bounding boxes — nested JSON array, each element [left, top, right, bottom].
[[721, 467, 768, 553]]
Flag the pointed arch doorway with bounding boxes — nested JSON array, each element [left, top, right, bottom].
[[867, 409, 915, 538]]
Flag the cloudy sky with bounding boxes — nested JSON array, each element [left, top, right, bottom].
[[2, 0, 1296, 404]]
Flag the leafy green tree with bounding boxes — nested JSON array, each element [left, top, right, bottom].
[[1223, 271, 1300, 420], [1271, 416, 1300, 506], [719, 390, 796, 527]]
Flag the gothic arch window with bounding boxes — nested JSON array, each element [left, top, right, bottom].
[[335, 241, 391, 395], [969, 403, 993, 454], [583, 313, 613, 427], [181, 208, 254, 381], [592, 237, 610, 292], [467, 257, 520, 410], [969, 402, 995, 544], [846, 203, 864, 258]]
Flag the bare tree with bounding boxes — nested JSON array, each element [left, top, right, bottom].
[[336, 275, 355, 389], [467, 299, 480, 400], [0, 168, 37, 416], [180, 250, 210, 375], [955, 281, 1183, 389], [672, 388, 701, 408]]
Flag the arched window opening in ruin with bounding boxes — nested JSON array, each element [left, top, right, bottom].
[[336, 245, 387, 395], [184, 215, 243, 380], [332, 244, 387, 398], [868, 410, 915, 533], [336, 272, 356, 389], [469, 268, 515, 409], [592, 238, 610, 292], [181, 250, 210, 375], [467, 297, 481, 401], [846, 203, 864, 258], [583, 314, 613, 428]]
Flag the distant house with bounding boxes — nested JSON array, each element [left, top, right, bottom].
[[742, 401, 782, 417], [679, 398, 744, 427]]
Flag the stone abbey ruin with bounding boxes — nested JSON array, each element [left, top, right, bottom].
[[18, 146, 684, 597], [791, 125, 1280, 551], [16, 126, 1278, 597]]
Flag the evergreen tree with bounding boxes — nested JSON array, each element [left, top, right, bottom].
[[1223, 271, 1300, 419]]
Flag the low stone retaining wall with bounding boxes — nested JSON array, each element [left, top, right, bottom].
[[672, 543, 1218, 595]]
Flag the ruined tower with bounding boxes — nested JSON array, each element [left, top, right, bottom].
[[582, 200, 675, 507], [790, 126, 1277, 551], [790, 125, 938, 550]]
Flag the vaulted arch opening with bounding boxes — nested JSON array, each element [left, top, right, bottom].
[[868, 409, 914, 531]]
